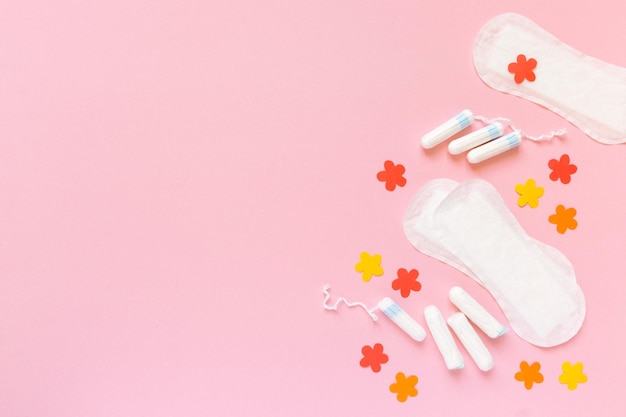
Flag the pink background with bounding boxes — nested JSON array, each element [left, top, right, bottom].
[[1, 1, 626, 415]]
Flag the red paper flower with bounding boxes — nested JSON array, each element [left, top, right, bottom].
[[359, 343, 389, 373], [391, 268, 421, 298], [548, 154, 577, 184], [508, 54, 537, 84], [376, 160, 406, 191]]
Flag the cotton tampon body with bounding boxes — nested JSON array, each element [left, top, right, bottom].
[[421, 109, 474, 149], [448, 122, 504, 154], [448, 312, 494, 372], [424, 305, 464, 370], [378, 297, 426, 342], [467, 131, 521, 163], [449, 286, 507, 338]]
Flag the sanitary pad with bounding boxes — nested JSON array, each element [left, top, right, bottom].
[[474, 13, 626, 144], [403, 179, 585, 347]]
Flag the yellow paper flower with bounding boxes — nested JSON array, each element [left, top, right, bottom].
[[515, 178, 544, 208], [389, 372, 418, 402], [559, 361, 587, 390], [355, 252, 384, 282]]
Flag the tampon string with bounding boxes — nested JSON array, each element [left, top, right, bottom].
[[322, 285, 379, 321]]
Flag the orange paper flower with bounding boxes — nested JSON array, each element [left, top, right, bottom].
[[376, 160, 406, 191], [508, 54, 537, 84], [391, 268, 422, 298], [389, 372, 418, 402], [515, 361, 544, 389], [548, 205, 578, 234], [359, 343, 389, 373], [549, 154, 577, 184]]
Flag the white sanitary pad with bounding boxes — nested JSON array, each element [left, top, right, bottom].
[[474, 13, 626, 144], [403, 179, 585, 347]]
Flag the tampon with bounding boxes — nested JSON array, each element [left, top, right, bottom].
[[447, 312, 494, 372], [448, 122, 504, 155], [424, 305, 464, 370], [378, 297, 426, 342], [449, 286, 507, 338], [421, 109, 474, 149], [467, 131, 521, 163]]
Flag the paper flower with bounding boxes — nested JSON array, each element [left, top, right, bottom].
[[389, 372, 418, 402], [559, 361, 588, 390], [514, 361, 544, 389], [548, 205, 578, 234], [508, 54, 537, 84], [391, 268, 421, 298], [376, 160, 407, 191], [355, 252, 384, 282], [549, 154, 577, 184], [359, 343, 389, 373], [515, 178, 544, 208]]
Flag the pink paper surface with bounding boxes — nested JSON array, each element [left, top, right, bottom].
[[1, 1, 625, 415]]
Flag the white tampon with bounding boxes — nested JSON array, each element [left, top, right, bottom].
[[467, 130, 521, 163], [378, 297, 426, 342], [448, 122, 504, 155], [424, 305, 464, 370], [447, 312, 494, 372], [421, 109, 474, 149], [449, 286, 507, 338]]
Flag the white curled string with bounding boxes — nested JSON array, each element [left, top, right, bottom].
[[322, 284, 379, 321], [474, 115, 567, 142]]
